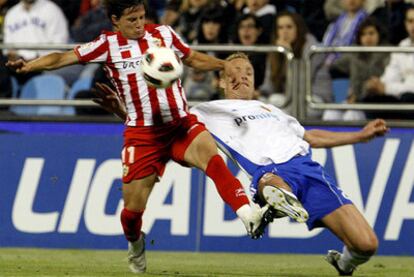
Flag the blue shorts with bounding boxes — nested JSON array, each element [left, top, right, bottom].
[[251, 153, 353, 230]]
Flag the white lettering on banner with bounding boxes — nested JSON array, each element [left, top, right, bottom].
[[142, 162, 191, 235], [12, 158, 59, 233], [385, 141, 414, 240], [84, 159, 124, 235], [58, 159, 96, 233], [269, 218, 323, 238], [203, 170, 251, 236], [332, 140, 400, 226], [311, 148, 327, 166]]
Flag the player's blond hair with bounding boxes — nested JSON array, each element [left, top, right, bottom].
[[219, 52, 251, 79]]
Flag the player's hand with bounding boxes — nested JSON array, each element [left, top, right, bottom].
[[6, 59, 31, 74], [92, 83, 126, 116], [360, 119, 389, 142]]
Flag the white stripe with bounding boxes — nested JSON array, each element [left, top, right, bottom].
[[172, 82, 186, 117], [157, 88, 173, 123], [320, 166, 344, 205]]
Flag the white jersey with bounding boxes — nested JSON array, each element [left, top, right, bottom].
[[191, 100, 309, 175]]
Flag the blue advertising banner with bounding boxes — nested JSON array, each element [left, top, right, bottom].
[[0, 122, 413, 255]]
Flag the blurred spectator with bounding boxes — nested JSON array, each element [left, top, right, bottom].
[[4, 0, 69, 61], [0, 51, 12, 101], [324, 0, 381, 21], [183, 68, 216, 100], [0, 0, 18, 42], [312, 0, 367, 104], [371, 0, 410, 45], [175, 0, 211, 43], [322, 0, 368, 64], [4, 0, 69, 85], [160, 0, 181, 26], [51, 0, 81, 27], [242, 0, 276, 43], [234, 14, 267, 89], [259, 11, 322, 113], [195, 8, 228, 45], [324, 17, 390, 121], [71, 0, 111, 43], [363, 5, 414, 119], [301, 0, 329, 42]]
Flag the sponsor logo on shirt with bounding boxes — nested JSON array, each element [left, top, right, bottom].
[[234, 113, 279, 126]]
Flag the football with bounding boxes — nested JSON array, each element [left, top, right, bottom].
[[141, 47, 184, 88]]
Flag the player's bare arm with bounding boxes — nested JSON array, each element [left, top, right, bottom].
[[6, 50, 78, 73], [93, 83, 127, 121], [304, 119, 389, 148]]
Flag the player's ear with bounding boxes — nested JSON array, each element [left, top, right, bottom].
[[111, 15, 119, 27]]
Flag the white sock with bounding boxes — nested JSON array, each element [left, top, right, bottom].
[[338, 246, 372, 273], [236, 204, 251, 221]]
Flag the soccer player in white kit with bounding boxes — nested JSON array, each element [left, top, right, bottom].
[[6, 1, 268, 274], [96, 52, 389, 276]]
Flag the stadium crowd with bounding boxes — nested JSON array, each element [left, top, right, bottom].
[[1, 0, 414, 119]]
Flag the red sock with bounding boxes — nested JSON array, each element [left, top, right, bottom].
[[120, 208, 143, 242], [205, 155, 249, 212]]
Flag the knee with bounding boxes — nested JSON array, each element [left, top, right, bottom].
[[352, 232, 379, 256]]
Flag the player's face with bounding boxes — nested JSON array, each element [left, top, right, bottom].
[[405, 9, 414, 40], [277, 16, 297, 45], [221, 58, 255, 100], [238, 18, 261, 46], [112, 5, 146, 39], [359, 26, 380, 46]]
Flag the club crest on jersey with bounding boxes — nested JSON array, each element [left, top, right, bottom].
[[152, 38, 163, 48], [123, 165, 129, 177]]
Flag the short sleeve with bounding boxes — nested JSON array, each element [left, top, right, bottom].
[[167, 26, 191, 59], [74, 34, 109, 63]]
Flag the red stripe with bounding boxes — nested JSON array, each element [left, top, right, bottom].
[[151, 29, 166, 47], [165, 86, 180, 120], [138, 36, 163, 125], [116, 32, 129, 46], [76, 40, 108, 63], [169, 27, 190, 58], [127, 73, 144, 125]]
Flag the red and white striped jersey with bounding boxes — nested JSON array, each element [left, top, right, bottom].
[[74, 24, 191, 127]]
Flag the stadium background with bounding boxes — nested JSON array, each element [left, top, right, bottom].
[[1, 2, 414, 275]]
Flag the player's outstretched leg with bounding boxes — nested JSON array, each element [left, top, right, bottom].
[[322, 204, 378, 276], [179, 129, 266, 236], [128, 232, 147, 274]]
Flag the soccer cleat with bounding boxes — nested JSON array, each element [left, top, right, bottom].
[[326, 250, 354, 276], [238, 203, 269, 238], [251, 205, 276, 239], [128, 232, 146, 274], [262, 186, 309, 223]]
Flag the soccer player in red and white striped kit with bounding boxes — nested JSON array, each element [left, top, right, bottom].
[[7, 0, 267, 273]]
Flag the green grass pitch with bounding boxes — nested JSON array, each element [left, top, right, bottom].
[[0, 248, 413, 276]]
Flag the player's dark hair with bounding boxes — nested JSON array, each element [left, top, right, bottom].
[[104, 0, 145, 19]]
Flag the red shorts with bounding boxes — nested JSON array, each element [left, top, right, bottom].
[[121, 114, 207, 183]]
